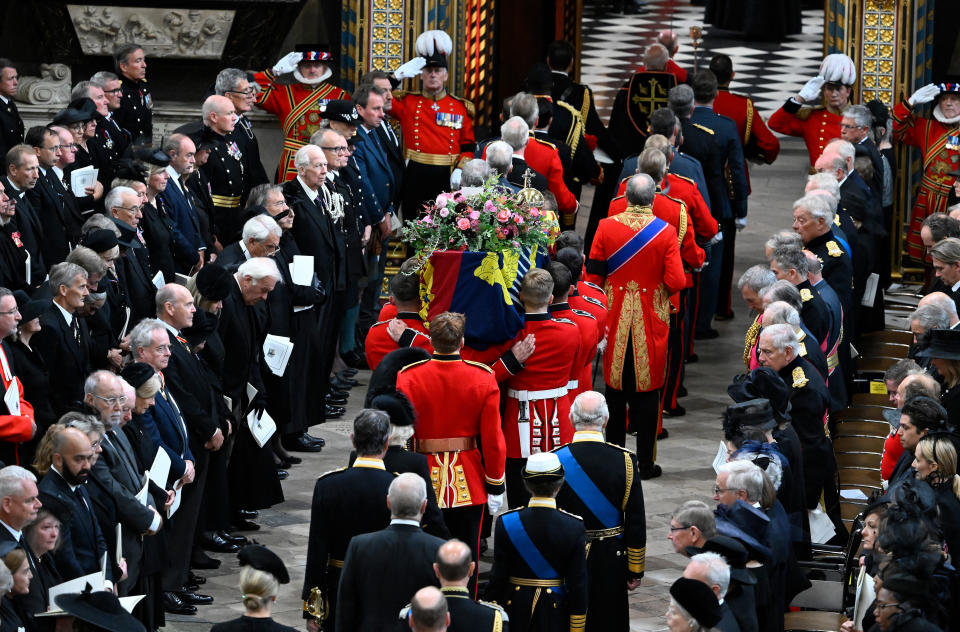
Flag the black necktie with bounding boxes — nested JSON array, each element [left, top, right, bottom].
[[71, 316, 80, 346]]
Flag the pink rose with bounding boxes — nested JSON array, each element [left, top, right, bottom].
[[423, 216, 434, 225], [435, 193, 451, 206], [512, 241, 520, 248], [456, 218, 471, 230], [468, 210, 480, 220], [529, 209, 540, 218], [496, 209, 512, 223], [439, 208, 450, 217], [452, 191, 465, 202], [483, 200, 496, 214], [512, 214, 524, 224], [470, 219, 480, 229]]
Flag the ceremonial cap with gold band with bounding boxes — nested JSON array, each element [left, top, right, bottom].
[[522, 452, 564, 481]]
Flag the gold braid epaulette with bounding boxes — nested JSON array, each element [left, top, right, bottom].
[[743, 315, 761, 368]]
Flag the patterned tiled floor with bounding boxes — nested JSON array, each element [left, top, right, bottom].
[[581, 0, 825, 120]]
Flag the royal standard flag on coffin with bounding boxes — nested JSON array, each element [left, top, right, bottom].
[[419, 246, 548, 348]]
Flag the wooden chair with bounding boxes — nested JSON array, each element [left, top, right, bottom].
[[831, 406, 893, 422], [837, 468, 884, 497], [833, 420, 891, 439], [857, 341, 910, 360], [832, 436, 885, 454], [856, 356, 899, 374], [784, 611, 849, 632], [851, 392, 892, 407], [834, 452, 882, 471]]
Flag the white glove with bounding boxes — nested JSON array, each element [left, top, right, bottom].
[[487, 493, 504, 515], [735, 217, 747, 231], [909, 83, 941, 106], [797, 76, 825, 103], [272, 51, 303, 75], [395, 56, 427, 80], [450, 168, 463, 190]]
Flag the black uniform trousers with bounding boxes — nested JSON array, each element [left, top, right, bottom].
[[686, 271, 701, 359], [442, 504, 484, 597], [662, 289, 688, 410], [718, 217, 737, 317], [605, 339, 661, 469]]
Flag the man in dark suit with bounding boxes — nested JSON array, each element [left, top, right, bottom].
[[302, 409, 395, 631], [0, 465, 46, 618], [31, 262, 91, 416], [3, 145, 46, 286], [83, 371, 161, 594], [23, 126, 74, 266], [684, 553, 741, 632], [336, 471, 445, 631], [217, 214, 281, 270], [0, 61, 23, 158], [37, 426, 112, 581], [888, 396, 948, 489], [107, 185, 156, 324], [158, 133, 205, 271], [841, 105, 884, 199]]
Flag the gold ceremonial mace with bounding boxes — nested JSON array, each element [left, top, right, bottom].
[[689, 26, 703, 74]]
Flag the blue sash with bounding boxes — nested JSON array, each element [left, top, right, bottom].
[[607, 217, 668, 275], [555, 446, 622, 530], [500, 511, 559, 579]]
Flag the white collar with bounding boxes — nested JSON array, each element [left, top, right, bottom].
[[0, 95, 8, 105], [297, 175, 318, 202], [934, 104, 960, 125], [951, 279, 960, 293], [53, 300, 73, 326], [239, 240, 252, 260], [52, 166, 64, 180], [552, 70, 568, 77], [160, 320, 180, 337], [390, 518, 421, 527], [838, 173, 849, 187], [572, 430, 605, 443], [0, 520, 20, 542], [165, 165, 182, 185]]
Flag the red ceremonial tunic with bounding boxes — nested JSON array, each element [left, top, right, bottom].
[[768, 102, 844, 167], [713, 88, 781, 193], [616, 174, 718, 242], [363, 312, 433, 371], [586, 206, 686, 392], [550, 303, 599, 401], [0, 345, 35, 460], [396, 353, 506, 508], [522, 135, 578, 214], [892, 100, 960, 260], [253, 70, 349, 182], [391, 89, 475, 170]]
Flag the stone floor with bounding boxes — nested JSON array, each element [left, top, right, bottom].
[[160, 143, 814, 632]]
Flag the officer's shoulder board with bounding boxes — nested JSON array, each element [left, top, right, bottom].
[[800, 288, 813, 302], [826, 240, 844, 257], [582, 295, 606, 308], [398, 358, 430, 374], [448, 93, 476, 118], [662, 192, 685, 206], [792, 366, 809, 388], [605, 441, 635, 455], [531, 136, 557, 150], [317, 466, 347, 480], [476, 598, 510, 621], [691, 122, 715, 135], [463, 359, 494, 373], [553, 317, 576, 326], [572, 308, 595, 320], [672, 173, 695, 186], [559, 508, 584, 521], [393, 89, 410, 99], [500, 506, 522, 517]]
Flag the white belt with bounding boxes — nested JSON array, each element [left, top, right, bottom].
[[507, 387, 568, 402], [566, 380, 578, 390]]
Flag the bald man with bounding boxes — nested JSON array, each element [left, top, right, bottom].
[[200, 94, 246, 243], [408, 587, 449, 632]]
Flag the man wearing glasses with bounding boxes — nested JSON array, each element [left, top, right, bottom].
[[769, 53, 857, 168], [216, 68, 269, 192]]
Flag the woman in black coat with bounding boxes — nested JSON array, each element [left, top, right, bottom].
[[912, 434, 960, 558], [211, 545, 297, 632]]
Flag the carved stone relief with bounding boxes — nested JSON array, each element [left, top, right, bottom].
[[66, 5, 235, 59], [16, 64, 72, 105]]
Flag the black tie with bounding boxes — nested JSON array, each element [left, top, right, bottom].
[[71, 317, 81, 345]]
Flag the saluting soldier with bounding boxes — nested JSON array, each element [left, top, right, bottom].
[[395, 311, 507, 593], [400, 539, 509, 632], [302, 409, 395, 632], [199, 95, 246, 244], [768, 54, 856, 168], [254, 45, 350, 183], [389, 30, 475, 214], [553, 392, 645, 632], [485, 452, 587, 632]]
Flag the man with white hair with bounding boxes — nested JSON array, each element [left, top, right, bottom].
[[0, 465, 45, 614], [198, 95, 246, 243], [683, 552, 740, 632], [757, 324, 839, 526], [737, 264, 776, 371], [498, 116, 548, 191], [768, 247, 831, 349], [769, 53, 857, 166], [484, 140, 521, 193], [586, 174, 685, 475], [459, 158, 489, 191], [840, 104, 884, 198], [218, 214, 280, 269], [815, 139, 877, 252], [762, 301, 828, 384], [917, 291, 960, 330], [552, 391, 645, 630], [106, 184, 156, 323]]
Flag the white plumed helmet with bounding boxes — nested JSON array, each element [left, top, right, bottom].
[[819, 54, 857, 86], [415, 30, 453, 57]]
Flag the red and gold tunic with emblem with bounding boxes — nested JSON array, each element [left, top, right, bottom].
[[586, 206, 686, 392], [396, 354, 505, 508], [253, 70, 349, 182], [391, 90, 475, 170], [363, 312, 433, 371], [616, 175, 718, 242], [892, 100, 960, 260], [768, 102, 844, 167]]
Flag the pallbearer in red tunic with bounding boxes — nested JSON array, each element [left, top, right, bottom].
[[892, 82, 960, 260], [364, 271, 432, 371], [554, 232, 609, 337], [254, 44, 349, 183], [586, 174, 686, 479], [389, 30, 475, 215], [768, 54, 856, 168], [547, 262, 599, 407], [395, 312, 506, 592]]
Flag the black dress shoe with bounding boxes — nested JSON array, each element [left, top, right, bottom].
[[334, 375, 359, 387], [657, 428, 670, 440], [663, 405, 686, 417], [233, 518, 261, 532], [277, 469, 289, 481], [326, 393, 348, 405], [638, 464, 663, 480], [328, 387, 350, 398], [304, 433, 325, 448], [694, 329, 719, 340], [338, 368, 358, 378], [714, 311, 735, 321], [678, 385, 688, 397], [199, 533, 240, 554], [284, 434, 323, 453], [218, 531, 248, 546], [178, 590, 214, 605], [330, 376, 355, 390], [188, 572, 206, 585], [163, 591, 197, 615], [190, 552, 221, 570], [183, 580, 199, 591], [687, 353, 699, 363], [237, 509, 259, 519], [325, 405, 345, 418]]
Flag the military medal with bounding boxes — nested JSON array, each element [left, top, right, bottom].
[[948, 134, 960, 151], [103, 129, 114, 150], [227, 141, 243, 161], [431, 101, 440, 112]]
